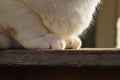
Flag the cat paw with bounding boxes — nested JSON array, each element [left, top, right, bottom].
[[23, 34, 66, 49], [65, 36, 82, 49], [43, 34, 66, 49]]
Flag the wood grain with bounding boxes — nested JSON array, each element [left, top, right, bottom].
[[0, 48, 120, 67]]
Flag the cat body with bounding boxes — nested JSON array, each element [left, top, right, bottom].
[[0, 0, 100, 49]]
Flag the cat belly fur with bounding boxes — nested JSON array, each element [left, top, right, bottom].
[[23, 0, 100, 38]]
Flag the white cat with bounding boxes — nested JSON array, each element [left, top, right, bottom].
[[0, 0, 100, 49]]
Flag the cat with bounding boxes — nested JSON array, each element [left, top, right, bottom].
[[0, 0, 100, 49]]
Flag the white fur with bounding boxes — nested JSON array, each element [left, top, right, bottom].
[[0, 0, 100, 49]]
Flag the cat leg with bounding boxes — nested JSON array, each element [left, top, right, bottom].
[[0, 0, 48, 49], [65, 36, 82, 49], [22, 34, 66, 49], [0, 0, 66, 49]]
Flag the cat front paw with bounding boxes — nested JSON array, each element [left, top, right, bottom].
[[65, 36, 82, 49], [43, 34, 66, 49], [22, 34, 66, 49]]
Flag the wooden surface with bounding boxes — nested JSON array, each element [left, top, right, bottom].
[[0, 48, 120, 80], [0, 48, 120, 67]]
